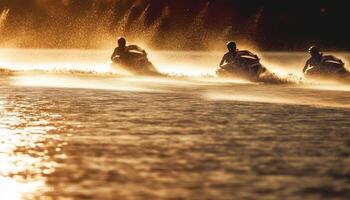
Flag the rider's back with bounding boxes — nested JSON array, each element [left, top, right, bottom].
[[222, 51, 237, 65], [306, 56, 321, 68]]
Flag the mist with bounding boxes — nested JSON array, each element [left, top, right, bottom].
[[0, 0, 348, 51]]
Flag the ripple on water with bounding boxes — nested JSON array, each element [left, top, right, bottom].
[[1, 75, 350, 199], [0, 89, 67, 199]]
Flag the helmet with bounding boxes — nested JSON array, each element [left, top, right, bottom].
[[308, 46, 320, 55], [227, 41, 236, 50], [118, 37, 126, 47]]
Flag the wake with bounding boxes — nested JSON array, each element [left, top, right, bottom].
[[257, 72, 303, 85], [0, 65, 302, 86]]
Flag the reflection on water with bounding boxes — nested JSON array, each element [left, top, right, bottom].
[[205, 84, 350, 109], [1, 77, 350, 199], [0, 84, 67, 199], [0, 178, 44, 200]]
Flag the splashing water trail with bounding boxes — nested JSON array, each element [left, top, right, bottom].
[[0, 49, 349, 87], [0, 9, 10, 31], [0, 48, 349, 95]]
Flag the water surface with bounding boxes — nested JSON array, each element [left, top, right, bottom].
[[1, 49, 350, 200]]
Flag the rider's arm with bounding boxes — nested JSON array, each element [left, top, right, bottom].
[[128, 45, 147, 55], [323, 55, 344, 64], [219, 54, 227, 66], [237, 50, 259, 59], [110, 48, 118, 61], [302, 60, 310, 73]]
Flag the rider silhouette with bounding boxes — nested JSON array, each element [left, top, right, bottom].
[[303, 46, 344, 73], [111, 37, 147, 62], [219, 41, 259, 69]]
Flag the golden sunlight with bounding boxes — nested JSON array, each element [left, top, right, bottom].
[[0, 98, 62, 199]]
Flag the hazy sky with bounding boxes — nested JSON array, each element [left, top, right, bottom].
[[0, 0, 348, 50]]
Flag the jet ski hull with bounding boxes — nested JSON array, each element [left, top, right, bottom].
[[216, 56, 267, 82], [111, 52, 162, 76], [305, 60, 350, 82]]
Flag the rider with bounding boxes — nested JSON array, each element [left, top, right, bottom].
[[111, 37, 147, 62], [303, 46, 344, 73], [219, 41, 259, 69]]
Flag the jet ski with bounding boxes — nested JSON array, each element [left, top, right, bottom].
[[304, 57, 350, 82], [111, 50, 162, 76], [216, 51, 267, 81]]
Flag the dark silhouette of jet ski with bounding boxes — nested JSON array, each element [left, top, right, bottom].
[[304, 56, 350, 82], [111, 50, 162, 76], [216, 51, 267, 81]]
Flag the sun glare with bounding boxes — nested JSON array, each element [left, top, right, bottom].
[[0, 98, 63, 199], [0, 177, 44, 200]]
